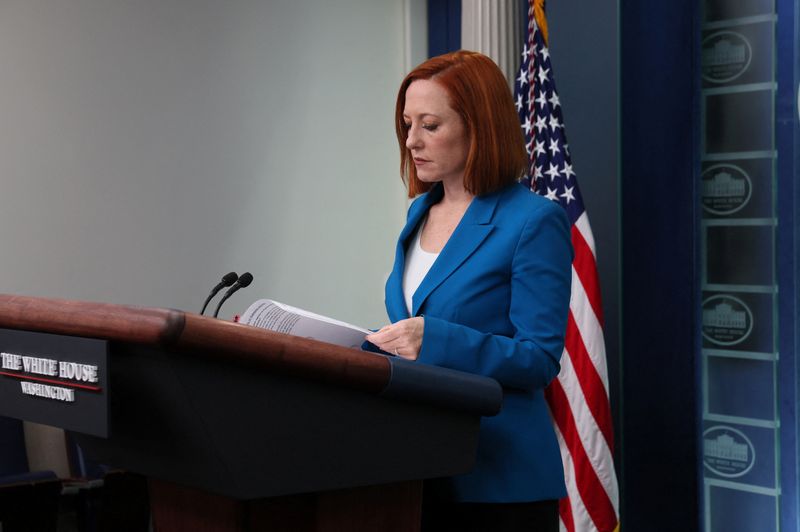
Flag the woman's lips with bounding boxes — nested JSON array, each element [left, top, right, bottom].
[[414, 158, 430, 166]]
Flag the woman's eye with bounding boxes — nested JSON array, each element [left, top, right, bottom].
[[422, 124, 438, 131], [403, 122, 412, 130]]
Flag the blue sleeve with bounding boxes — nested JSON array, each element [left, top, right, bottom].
[[416, 202, 572, 391]]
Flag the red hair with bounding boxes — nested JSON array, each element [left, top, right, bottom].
[[395, 50, 527, 197]]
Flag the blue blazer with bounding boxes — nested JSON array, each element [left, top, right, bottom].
[[385, 182, 572, 503]]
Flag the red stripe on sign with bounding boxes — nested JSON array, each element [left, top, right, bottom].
[[565, 314, 615, 451], [546, 378, 617, 532], [571, 225, 604, 327], [0, 371, 102, 392]]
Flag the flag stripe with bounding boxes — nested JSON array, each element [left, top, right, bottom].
[[546, 377, 618, 531], [558, 493, 576, 532], [564, 313, 615, 451], [572, 225, 605, 326], [570, 267, 611, 393], [553, 420, 584, 532], [574, 212, 596, 256], [557, 346, 620, 512]]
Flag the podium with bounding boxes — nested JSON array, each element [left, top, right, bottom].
[[0, 294, 502, 531]]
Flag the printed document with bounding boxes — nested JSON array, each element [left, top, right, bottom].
[[239, 299, 370, 349]]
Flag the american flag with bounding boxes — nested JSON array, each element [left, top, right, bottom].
[[513, 3, 620, 531]]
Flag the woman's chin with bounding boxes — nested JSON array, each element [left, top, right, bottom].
[[416, 173, 441, 184]]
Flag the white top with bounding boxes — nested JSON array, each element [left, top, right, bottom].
[[403, 217, 439, 316]]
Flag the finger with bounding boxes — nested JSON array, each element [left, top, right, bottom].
[[367, 323, 395, 335], [382, 343, 403, 357], [377, 338, 404, 354], [366, 328, 401, 344], [366, 325, 391, 338], [394, 347, 416, 360]]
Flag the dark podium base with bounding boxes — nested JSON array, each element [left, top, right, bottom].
[[149, 479, 422, 532], [0, 477, 60, 532]]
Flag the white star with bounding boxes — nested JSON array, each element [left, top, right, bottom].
[[537, 66, 550, 85], [535, 92, 548, 109], [515, 93, 523, 112], [564, 143, 570, 156], [518, 67, 528, 87], [522, 44, 530, 62], [545, 187, 558, 201], [549, 115, 562, 131], [540, 46, 550, 62], [534, 115, 547, 133], [548, 93, 560, 109], [560, 185, 575, 204], [521, 116, 532, 135], [548, 139, 561, 156], [525, 139, 533, 155], [545, 163, 561, 179], [533, 140, 546, 157], [534, 165, 544, 180], [563, 162, 576, 180]]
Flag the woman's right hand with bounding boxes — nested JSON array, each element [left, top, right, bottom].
[[365, 317, 424, 360]]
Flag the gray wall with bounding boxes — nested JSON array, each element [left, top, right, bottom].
[[547, 1, 621, 436], [0, 0, 417, 326]]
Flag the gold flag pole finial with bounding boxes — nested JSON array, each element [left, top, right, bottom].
[[533, 0, 549, 46]]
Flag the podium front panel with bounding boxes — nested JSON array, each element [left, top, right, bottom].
[[0, 329, 108, 437], [74, 343, 479, 499]]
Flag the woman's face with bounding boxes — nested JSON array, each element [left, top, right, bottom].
[[403, 79, 469, 186]]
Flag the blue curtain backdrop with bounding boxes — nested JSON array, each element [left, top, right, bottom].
[[427, 0, 461, 57], [620, 0, 700, 529], [776, 0, 800, 529]]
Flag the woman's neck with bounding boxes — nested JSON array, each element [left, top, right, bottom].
[[439, 177, 474, 209]]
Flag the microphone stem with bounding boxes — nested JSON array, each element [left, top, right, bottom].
[[200, 291, 217, 316], [213, 291, 234, 318]]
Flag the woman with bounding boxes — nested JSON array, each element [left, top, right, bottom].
[[365, 50, 572, 531]]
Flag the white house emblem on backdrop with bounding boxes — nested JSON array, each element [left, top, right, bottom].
[[701, 164, 752, 216], [702, 295, 753, 346], [703, 426, 755, 478], [702, 31, 752, 83]]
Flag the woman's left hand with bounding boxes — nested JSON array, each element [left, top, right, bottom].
[[366, 317, 424, 360]]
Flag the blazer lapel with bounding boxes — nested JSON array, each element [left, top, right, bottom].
[[411, 190, 500, 316], [385, 186, 444, 323]]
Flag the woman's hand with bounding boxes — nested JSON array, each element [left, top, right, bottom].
[[366, 317, 424, 360]]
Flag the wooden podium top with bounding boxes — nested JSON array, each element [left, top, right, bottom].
[[0, 293, 389, 394], [0, 293, 501, 417]]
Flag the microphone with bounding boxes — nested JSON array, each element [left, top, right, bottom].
[[213, 272, 254, 318], [200, 272, 238, 315]]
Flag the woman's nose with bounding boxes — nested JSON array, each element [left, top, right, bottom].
[[406, 127, 422, 150]]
